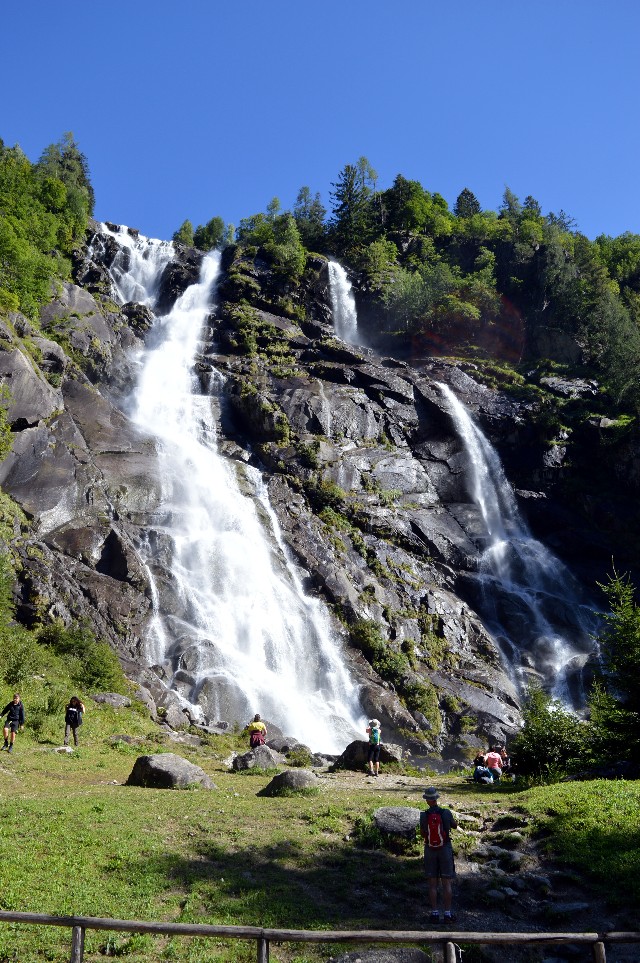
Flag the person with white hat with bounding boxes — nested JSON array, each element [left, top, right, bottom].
[[419, 787, 458, 923], [365, 719, 382, 777]]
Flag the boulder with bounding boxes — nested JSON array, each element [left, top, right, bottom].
[[372, 806, 420, 839], [232, 745, 285, 771], [91, 693, 131, 708], [336, 740, 403, 771], [126, 753, 215, 789], [258, 769, 319, 796]]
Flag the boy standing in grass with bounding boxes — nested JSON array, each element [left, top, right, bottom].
[[1, 693, 25, 753], [419, 787, 458, 924]]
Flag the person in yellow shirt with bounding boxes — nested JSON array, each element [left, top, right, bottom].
[[245, 713, 267, 749]]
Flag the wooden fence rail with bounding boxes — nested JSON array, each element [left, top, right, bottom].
[[0, 910, 638, 962]]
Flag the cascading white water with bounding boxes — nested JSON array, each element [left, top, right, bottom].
[[101, 226, 364, 750], [328, 261, 359, 344], [438, 382, 597, 704]]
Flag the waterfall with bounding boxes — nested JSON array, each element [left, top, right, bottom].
[[328, 261, 359, 344], [438, 383, 597, 705], [102, 226, 364, 751]]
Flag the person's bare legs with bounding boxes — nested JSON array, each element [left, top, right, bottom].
[[442, 878, 453, 912], [428, 878, 438, 912]]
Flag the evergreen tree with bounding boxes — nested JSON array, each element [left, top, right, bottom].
[[454, 187, 481, 219], [293, 186, 326, 250], [193, 216, 226, 250], [36, 131, 95, 217], [589, 571, 640, 763], [172, 219, 194, 246], [329, 161, 375, 257]]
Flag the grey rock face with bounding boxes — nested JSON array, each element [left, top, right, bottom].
[[4, 228, 630, 761], [90, 693, 132, 708], [0, 348, 62, 428], [126, 753, 215, 789]]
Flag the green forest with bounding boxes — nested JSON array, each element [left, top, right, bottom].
[[2, 136, 640, 780], [176, 155, 640, 413]]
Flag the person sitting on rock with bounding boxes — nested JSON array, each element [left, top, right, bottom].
[[472, 752, 493, 784], [485, 746, 504, 781], [245, 714, 267, 749], [498, 745, 512, 776]]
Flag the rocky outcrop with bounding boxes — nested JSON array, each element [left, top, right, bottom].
[[2, 225, 639, 763]]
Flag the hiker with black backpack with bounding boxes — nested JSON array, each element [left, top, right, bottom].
[[366, 718, 381, 777], [419, 787, 458, 924]]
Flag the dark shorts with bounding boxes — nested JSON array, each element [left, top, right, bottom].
[[3, 721, 19, 733], [424, 844, 455, 879], [367, 744, 381, 762]]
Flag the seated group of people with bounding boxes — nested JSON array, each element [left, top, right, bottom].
[[473, 745, 511, 784]]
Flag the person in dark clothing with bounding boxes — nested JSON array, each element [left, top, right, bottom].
[[1, 694, 25, 753], [419, 787, 458, 924], [64, 696, 86, 747]]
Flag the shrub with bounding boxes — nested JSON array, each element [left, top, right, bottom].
[[37, 620, 127, 692], [510, 686, 589, 782]]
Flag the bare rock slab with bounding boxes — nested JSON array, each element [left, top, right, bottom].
[[126, 753, 216, 789], [372, 806, 420, 839]]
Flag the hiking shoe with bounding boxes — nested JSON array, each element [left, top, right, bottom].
[[429, 911, 440, 923], [443, 913, 456, 924], [7, 746, 13, 753]]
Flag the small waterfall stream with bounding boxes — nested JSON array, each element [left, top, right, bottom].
[[439, 383, 597, 705], [101, 226, 363, 750], [328, 261, 359, 344]]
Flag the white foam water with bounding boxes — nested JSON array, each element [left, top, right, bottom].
[[101, 225, 364, 750], [439, 382, 597, 704]]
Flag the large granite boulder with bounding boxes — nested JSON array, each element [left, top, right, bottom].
[[126, 753, 215, 789], [232, 745, 286, 771], [258, 769, 319, 796], [336, 740, 403, 771], [372, 806, 420, 839]]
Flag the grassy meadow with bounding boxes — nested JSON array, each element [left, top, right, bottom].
[[0, 693, 639, 962]]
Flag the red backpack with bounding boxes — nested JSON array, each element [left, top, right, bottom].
[[425, 809, 448, 848]]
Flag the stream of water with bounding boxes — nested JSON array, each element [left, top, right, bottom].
[[439, 382, 598, 705], [101, 226, 363, 750]]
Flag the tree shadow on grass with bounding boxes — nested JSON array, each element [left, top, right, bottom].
[[126, 838, 432, 932]]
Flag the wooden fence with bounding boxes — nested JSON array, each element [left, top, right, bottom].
[[0, 910, 638, 962]]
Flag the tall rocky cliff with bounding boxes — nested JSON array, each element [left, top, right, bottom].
[[1, 223, 639, 761]]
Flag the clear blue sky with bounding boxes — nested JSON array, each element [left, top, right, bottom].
[[2, 1, 638, 242]]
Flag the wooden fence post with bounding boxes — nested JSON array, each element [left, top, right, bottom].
[[257, 936, 269, 963], [444, 941, 457, 963], [70, 925, 85, 963], [592, 942, 606, 963]]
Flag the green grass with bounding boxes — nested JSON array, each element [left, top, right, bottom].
[[518, 780, 640, 905], [0, 702, 638, 962]]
